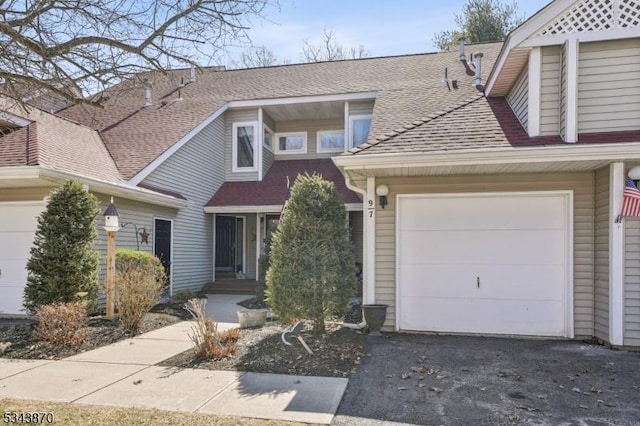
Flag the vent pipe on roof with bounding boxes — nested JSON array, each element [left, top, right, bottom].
[[473, 52, 484, 87], [458, 38, 466, 62], [190, 65, 196, 83], [144, 79, 152, 107]]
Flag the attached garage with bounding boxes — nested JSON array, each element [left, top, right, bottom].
[[0, 202, 45, 316], [396, 191, 573, 337]]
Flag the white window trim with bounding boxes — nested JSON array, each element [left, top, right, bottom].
[[263, 124, 275, 153], [317, 129, 346, 153], [232, 121, 258, 172], [348, 114, 372, 150], [275, 131, 308, 155]]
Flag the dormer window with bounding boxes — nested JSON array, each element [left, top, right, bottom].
[[276, 132, 307, 154], [232, 121, 258, 172], [317, 130, 345, 153], [349, 115, 371, 149]]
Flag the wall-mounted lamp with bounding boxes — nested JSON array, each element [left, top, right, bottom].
[[376, 184, 389, 209], [628, 165, 640, 180]]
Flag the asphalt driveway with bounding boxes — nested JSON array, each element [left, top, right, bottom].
[[333, 334, 640, 425]]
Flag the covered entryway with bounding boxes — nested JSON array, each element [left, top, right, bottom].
[[0, 202, 45, 315], [396, 191, 572, 337], [215, 216, 245, 274], [154, 218, 172, 284]]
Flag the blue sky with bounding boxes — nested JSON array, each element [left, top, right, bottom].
[[223, 0, 549, 65]]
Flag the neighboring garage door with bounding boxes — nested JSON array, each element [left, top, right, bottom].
[[0, 202, 45, 315], [397, 192, 571, 337]]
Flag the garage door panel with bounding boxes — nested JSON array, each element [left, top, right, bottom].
[[397, 193, 569, 337], [399, 196, 566, 231], [0, 205, 42, 232], [0, 203, 44, 315], [399, 297, 565, 336], [0, 231, 35, 259], [400, 229, 565, 266], [401, 264, 565, 300], [0, 286, 26, 315], [0, 259, 30, 287]]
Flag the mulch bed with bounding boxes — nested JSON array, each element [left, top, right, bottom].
[[0, 303, 190, 360], [159, 322, 367, 377]]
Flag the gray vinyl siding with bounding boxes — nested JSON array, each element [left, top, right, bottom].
[[624, 219, 640, 346], [374, 173, 595, 335], [540, 46, 561, 136], [594, 167, 610, 342], [578, 39, 640, 134], [94, 195, 176, 305], [274, 118, 344, 160], [506, 66, 529, 130], [349, 100, 375, 116], [225, 108, 259, 182], [263, 111, 276, 176], [559, 43, 568, 140], [142, 115, 226, 294]]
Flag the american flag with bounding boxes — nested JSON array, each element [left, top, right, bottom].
[[621, 177, 640, 217]]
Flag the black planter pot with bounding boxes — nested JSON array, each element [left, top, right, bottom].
[[362, 304, 388, 336]]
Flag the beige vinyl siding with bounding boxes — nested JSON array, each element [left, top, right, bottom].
[[624, 219, 640, 346], [374, 173, 595, 335], [540, 46, 561, 136], [225, 108, 259, 181], [349, 100, 375, 116], [506, 66, 529, 130], [274, 118, 344, 160], [0, 187, 53, 202], [594, 167, 610, 342], [142, 115, 225, 294], [559, 43, 568, 140], [578, 39, 640, 134]]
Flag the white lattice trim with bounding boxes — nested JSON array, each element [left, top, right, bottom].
[[537, 0, 639, 36]]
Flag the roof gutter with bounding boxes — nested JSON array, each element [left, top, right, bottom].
[[333, 142, 640, 171], [0, 166, 187, 209]]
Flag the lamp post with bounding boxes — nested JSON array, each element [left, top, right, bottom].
[[103, 197, 120, 320]]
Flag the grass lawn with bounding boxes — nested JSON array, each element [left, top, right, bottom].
[[0, 399, 309, 426]]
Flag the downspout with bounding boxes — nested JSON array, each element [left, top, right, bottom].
[[342, 169, 368, 330]]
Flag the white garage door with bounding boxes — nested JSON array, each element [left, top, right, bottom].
[[397, 192, 571, 337], [0, 203, 44, 315]]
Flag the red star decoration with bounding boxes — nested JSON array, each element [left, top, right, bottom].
[[139, 228, 149, 245]]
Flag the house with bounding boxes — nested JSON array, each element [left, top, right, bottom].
[[0, 0, 638, 348], [334, 0, 640, 347]]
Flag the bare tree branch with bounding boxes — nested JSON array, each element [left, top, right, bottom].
[[0, 0, 271, 107], [300, 28, 369, 63]]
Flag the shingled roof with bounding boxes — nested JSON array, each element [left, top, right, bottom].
[[206, 159, 361, 208], [348, 96, 640, 155], [0, 97, 122, 182], [58, 42, 503, 180]]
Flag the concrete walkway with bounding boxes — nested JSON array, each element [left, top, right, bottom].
[[0, 294, 348, 424]]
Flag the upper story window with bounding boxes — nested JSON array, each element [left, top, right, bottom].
[[263, 125, 274, 152], [232, 121, 257, 172], [349, 115, 371, 148], [317, 130, 345, 153], [276, 132, 307, 154]]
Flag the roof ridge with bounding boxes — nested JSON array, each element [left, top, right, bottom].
[[347, 94, 486, 155]]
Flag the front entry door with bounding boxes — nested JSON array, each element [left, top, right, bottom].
[[154, 218, 172, 282], [215, 216, 244, 273]]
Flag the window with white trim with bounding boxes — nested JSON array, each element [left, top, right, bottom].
[[349, 115, 372, 149], [263, 125, 274, 152], [317, 130, 345, 153], [232, 122, 257, 172], [275, 132, 307, 154]]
